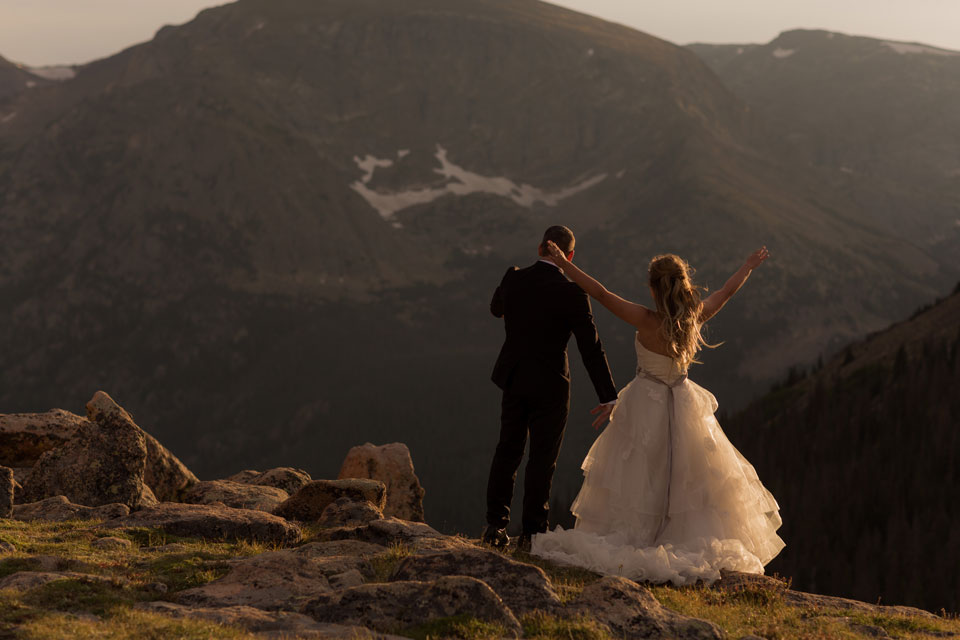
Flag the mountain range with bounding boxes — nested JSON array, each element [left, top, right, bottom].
[[0, 0, 957, 536]]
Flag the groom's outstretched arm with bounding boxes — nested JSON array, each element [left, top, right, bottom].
[[490, 267, 517, 318], [570, 291, 617, 404]]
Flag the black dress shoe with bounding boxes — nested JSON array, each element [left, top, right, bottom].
[[481, 525, 509, 549], [517, 533, 533, 553]]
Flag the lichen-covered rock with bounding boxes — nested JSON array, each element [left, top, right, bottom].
[[0, 571, 121, 591], [716, 571, 941, 621], [20, 393, 157, 508], [101, 502, 301, 546], [226, 467, 312, 494], [302, 576, 522, 635], [569, 576, 723, 639], [318, 497, 384, 528], [182, 480, 289, 512], [1, 466, 12, 517], [319, 517, 471, 553], [0, 409, 87, 467], [273, 479, 386, 522], [136, 601, 405, 639], [177, 543, 373, 610], [392, 547, 561, 614], [85, 391, 197, 501], [2, 400, 197, 503], [338, 443, 425, 522], [12, 496, 130, 522]]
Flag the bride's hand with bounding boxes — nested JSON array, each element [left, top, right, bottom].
[[545, 240, 570, 266], [745, 246, 769, 269]]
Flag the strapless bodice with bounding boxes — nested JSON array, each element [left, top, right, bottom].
[[635, 334, 686, 383]]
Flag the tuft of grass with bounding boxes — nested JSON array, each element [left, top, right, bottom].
[[143, 553, 231, 592], [521, 611, 611, 640], [368, 542, 413, 582], [399, 614, 509, 640], [20, 577, 136, 616], [15, 607, 259, 640]]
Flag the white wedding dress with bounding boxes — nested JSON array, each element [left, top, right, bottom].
[[531, 335, 785, 585]]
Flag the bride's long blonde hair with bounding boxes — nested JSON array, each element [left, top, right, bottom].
[[648, 254, 714, 367]]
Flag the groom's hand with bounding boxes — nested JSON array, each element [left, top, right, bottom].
[[590, 404, 614, 430]]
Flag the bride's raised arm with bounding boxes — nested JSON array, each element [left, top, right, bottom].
[[699, 247, 769, 323], [545, 240, 656, 329]]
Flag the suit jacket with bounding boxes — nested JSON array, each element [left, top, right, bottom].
[[490, 261, 617, 403]]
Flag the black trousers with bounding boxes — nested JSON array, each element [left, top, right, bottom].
[[485, 383, 570, 535]]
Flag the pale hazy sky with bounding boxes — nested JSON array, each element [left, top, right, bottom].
[[2, 0, 960, 67]]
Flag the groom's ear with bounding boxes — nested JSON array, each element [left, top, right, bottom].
[[567, 249, 575, 262]]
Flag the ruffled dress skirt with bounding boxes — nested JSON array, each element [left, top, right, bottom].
[[532, 372, 784, 585]]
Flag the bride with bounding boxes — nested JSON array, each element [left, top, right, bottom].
[[533, 242, 784, 585]]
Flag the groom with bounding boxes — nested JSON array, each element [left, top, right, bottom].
[[483, 225, 618, 551]]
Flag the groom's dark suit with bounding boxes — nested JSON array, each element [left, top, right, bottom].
[[487, 260, 617, 535]]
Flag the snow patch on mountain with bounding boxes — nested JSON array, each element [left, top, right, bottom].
[[354, 155, 394, 184], [25, 66, 75, 81], [350, 145, 607, 220], [883, 42, 960, 57], [772, 48, 796, 59]]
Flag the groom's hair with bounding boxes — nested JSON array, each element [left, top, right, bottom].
[[540, 225, 575, 254]]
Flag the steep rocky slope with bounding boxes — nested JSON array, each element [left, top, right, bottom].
[[722, 284, 960, 614]]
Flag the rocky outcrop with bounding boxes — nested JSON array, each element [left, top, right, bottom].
[[1, 466, 12, 517], [102, 502, 301, 546], [0, 410, 86, 467], [338, 443, 425, 522], [177, 543, 373, 610], [227, 467, 312, 494], [12, 496, 130, 522], [569, 577, 723, 640], [318, 497, 384, 528], [85, 391, 197, 501], [273, 479, 386, 522], [302, 576, 523, 635], [136, 601, 405, 639], [319, 517, 471, 553], [392, 547, 561, 614], [715, 571, 941, 621], [2, 399, 197, 502], [20, 393, 158, 508], [182, 480, 289, 512]]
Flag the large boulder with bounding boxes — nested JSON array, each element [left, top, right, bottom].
[[392, 547, 561, 614], [302, 576, 522, 635], [182, 480, 289, 512], [226, 467, 312, 494], [135, 602, 405, 639], [1, 399, 197, 502], [85, 391, 198, 501], [0, 409, 86, 467], [273, 479, 386, 522], [569, 576, 723, 640], [338, 443, 425, 522], [177, 544, 373, 610], [1, 466, 12, 517], [20, 393, 158, 509], [101, 502, 301, 546], [13, 496, 130, 522]]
